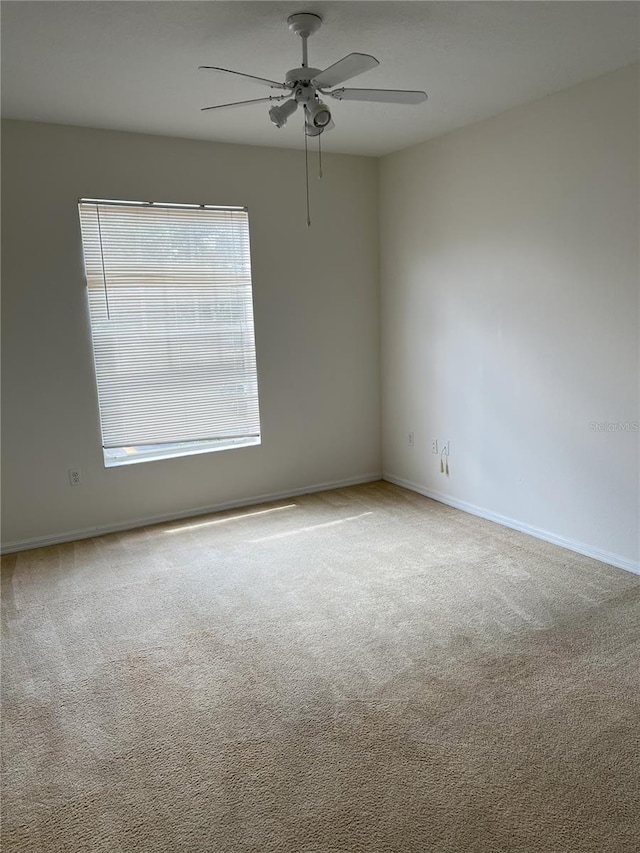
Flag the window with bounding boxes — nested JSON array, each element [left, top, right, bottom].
[[78, 199, 260, 467]]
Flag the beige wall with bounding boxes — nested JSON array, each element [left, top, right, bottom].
[[380, 64, 639, 570], [3, 65, 638, 568], [1, 121, 381, 547]]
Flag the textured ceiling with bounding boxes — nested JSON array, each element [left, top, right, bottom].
[[2, 1, 638, 156]]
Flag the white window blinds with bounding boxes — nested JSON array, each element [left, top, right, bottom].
[[78, 200, 260, 456]]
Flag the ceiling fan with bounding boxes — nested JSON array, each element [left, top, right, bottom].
[[199, 12, 428, 135], [199, 11, 428, 223]]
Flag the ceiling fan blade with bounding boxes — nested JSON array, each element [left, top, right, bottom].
[[201, 95, 287, 111], [312, 53, 379, 89], [329, 87, 428, 104], [198, 66, 287, 90]]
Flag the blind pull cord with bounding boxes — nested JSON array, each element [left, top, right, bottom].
[[95, 206, 111, 319]]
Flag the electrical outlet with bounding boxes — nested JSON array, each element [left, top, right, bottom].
[[431, 439, 438, 454], [68, 468, 82, 487], [408, 431, 414, 447]]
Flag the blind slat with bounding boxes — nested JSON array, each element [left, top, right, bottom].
[[78, 201, 260, 450]]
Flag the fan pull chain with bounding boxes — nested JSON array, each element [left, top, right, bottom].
[[304, 121, 311, 227], [318, 133, 323, 179]]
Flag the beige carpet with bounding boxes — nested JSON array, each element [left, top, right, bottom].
[[2, 481, 639, 852]]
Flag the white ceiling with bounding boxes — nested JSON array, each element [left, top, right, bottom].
[[2, 1, 638, 157]]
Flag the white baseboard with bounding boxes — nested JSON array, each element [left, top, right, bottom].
[[383, 473, 640, 576], [1, 472, 382, 554]]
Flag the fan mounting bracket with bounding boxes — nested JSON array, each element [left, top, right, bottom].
[[287, 13, 322, 39]]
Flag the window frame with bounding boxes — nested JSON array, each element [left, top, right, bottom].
[[78, 198, 261, 468]]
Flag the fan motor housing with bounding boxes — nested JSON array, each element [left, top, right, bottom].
[[285, 67, 322, 86]]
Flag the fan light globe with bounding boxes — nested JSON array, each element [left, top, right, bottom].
[[269, 99, 298, 128], [307, 101, 331, 128]]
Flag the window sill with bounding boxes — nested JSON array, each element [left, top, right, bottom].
[[103, 436, 260, 467]]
